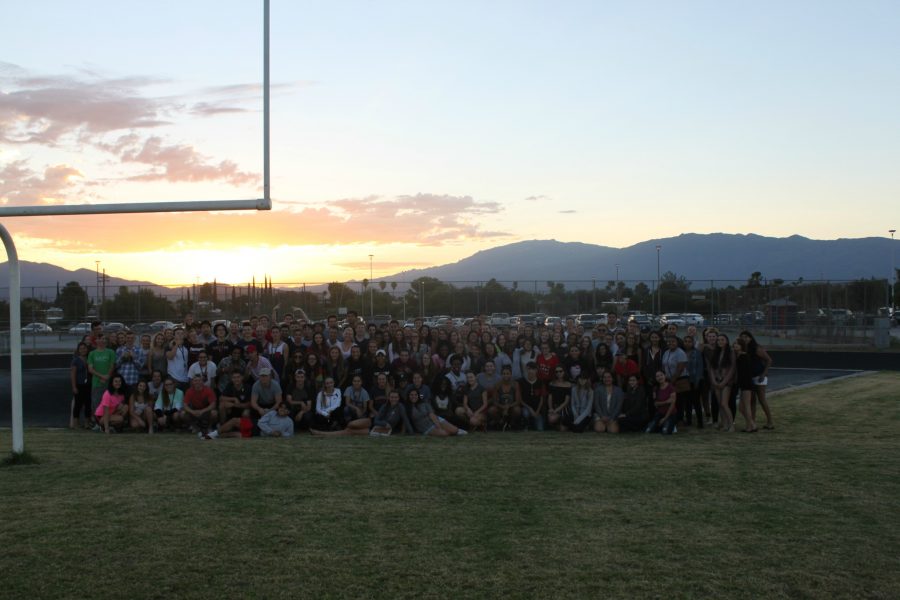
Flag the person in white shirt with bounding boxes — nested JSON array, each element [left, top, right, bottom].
[[312, 377, 342, 431]]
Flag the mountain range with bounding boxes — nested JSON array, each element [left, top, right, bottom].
[[392, 234, 898, 285], [0, 234, 896, 299]]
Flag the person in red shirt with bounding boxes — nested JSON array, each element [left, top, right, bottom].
[[535, 342, 559, 384], [612, 351, 640, 388], [183, 374, 218, 436]]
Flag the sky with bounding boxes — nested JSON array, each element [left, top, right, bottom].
[[2, 0, 899, 285]]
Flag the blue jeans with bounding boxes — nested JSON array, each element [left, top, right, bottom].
[[645, 413, 677, 435], [522, 406, 544, 431]]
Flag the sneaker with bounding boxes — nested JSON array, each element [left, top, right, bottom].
[[207, 430, 219, 439], [91, 424, 102, 433], [672, 426, 678, 434], [456, 428, 468, 436], [197, 432, 205, 439]]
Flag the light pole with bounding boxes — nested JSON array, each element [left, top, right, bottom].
[[656, 245, 661, 315], [615, 264, 620, 303], [368, 254, 374, 319], [890, 230, 896, 312]]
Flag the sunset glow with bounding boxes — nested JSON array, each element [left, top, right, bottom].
[[2, 1, 899, 284]]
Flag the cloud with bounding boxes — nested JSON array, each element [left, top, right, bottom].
[[0, 159, 83, 205], [524, 195, 549, 202], [119, 136, 259, 185], [558, 209, 577, 214], [334, 261, 432, 270], [5, 193, 511, 252], [0, 63, 274, 188]]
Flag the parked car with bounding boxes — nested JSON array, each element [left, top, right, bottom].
[[22, 322, 53, 333], [102, 322, 129, 333], [628, 314, 652, 328], [713, 314, 733, 325], [660, 313, 686, 327], [514, 314, 535, 326], [544, 316, 562, 327], [489, 313, 511, 327], [68, 322, 92, 335], [148, 321, 177, 332], [371, 314, 392, 327], [740, 311, 765, 326], [682, 313, 705, 326], [576, 314, 607, 329], [424, 316, 453, 328]]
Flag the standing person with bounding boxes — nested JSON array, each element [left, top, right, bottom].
[[645, 371, 678, 435], [733, 340, 758, 433], [187, 350, 217, 389], [166, 328, 191, 391], [612, 350, 640, 389], [87, 335, 116, 412], [707, 334, 736, 432], [115, 331, 145, 391], [216, 346, 246, 395], [70, 342, 92, 429], [147, 333, 169, 380], [128, 379, 155, 434], [661, 335, 689, 423], [547, 366, 572, 430], [93, 374, 127, 434], [593, 371, 624, 434], [700, 329, 719, 425], [246, 345, 276, 384], [208, 323, 234, 365], [619, 374, 647, 432], [183, 374, 218, 437], [264, 326, 289, 383], [408, 388, 466, 437], [682, 335, 705, 429], [565, 373, 594, 433], [536, 342, 560, 385], [740, 330, 775, 429], [519, 362, 546, 431], [641, 331, 664, 416]]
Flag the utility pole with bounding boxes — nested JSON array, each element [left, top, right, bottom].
[[656, 245, 662, 314]]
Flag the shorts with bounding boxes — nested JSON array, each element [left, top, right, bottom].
[[423, 417, 448, 436]]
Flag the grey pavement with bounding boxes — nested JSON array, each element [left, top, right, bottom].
[[0, 366, 867, 428]]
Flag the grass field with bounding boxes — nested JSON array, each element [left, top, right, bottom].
[[2, 373, 899, 599]]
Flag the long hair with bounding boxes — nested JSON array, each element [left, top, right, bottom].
[[714, 334, 733, 368]]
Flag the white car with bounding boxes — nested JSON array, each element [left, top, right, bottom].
[[682, 313, 705, 326], [68, 322, 92, 335], [489, 313, 511, 326], [660, 313, 686, 327], [22, 322, 53, 333]]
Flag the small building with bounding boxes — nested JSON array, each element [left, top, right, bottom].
[[766, 298, 798, 329]]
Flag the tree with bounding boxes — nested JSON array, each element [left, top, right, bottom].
[[746, 271, 763, 288], [55, 281, 90, 321]]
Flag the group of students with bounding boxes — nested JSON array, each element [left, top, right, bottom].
[[69, 310, 774, 439]]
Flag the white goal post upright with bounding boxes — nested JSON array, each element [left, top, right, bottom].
[[0, 0, 272, 455]]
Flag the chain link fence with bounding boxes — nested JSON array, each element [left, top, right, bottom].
[[0, 277, 896, 353]]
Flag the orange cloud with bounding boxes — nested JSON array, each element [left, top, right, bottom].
[[0, 159, 83, 205], [4, 194, 511, 252]]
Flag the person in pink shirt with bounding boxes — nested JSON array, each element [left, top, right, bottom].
[[94, 374, 127, 434]]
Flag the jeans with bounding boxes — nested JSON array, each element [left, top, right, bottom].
[[522, 406, 544, 431], [645, 413, 677, 435]]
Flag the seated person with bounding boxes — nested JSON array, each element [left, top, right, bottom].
[[488, 365, 522, 431], [619, 374, 648, 432], [94, 375, 127, 434], [258, 403, 294, 438], [408, 388, 466, 437], [250, 368, 283, 419], [183, 374, 218, 437], [371, 389, 415, 436]]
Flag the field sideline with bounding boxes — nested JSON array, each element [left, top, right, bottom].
[[1, 373, 899, 599]]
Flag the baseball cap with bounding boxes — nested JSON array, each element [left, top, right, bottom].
[[246, 344, 257, 353], [259, 367, 272, 376]]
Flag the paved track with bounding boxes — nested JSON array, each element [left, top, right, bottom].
[[0, 366, 868, 428]]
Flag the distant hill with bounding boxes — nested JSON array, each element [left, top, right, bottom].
[[0, 261, 169, 300], [392, 234, 898, 285]]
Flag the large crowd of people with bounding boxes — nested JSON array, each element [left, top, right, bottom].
[[70, 310, 775, 439]]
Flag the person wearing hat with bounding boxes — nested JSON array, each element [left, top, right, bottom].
[[250, 367, 283, 419], [519, 361, 546, 431]]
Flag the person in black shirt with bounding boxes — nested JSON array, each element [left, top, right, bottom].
[[518, 362, 546, 431]]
